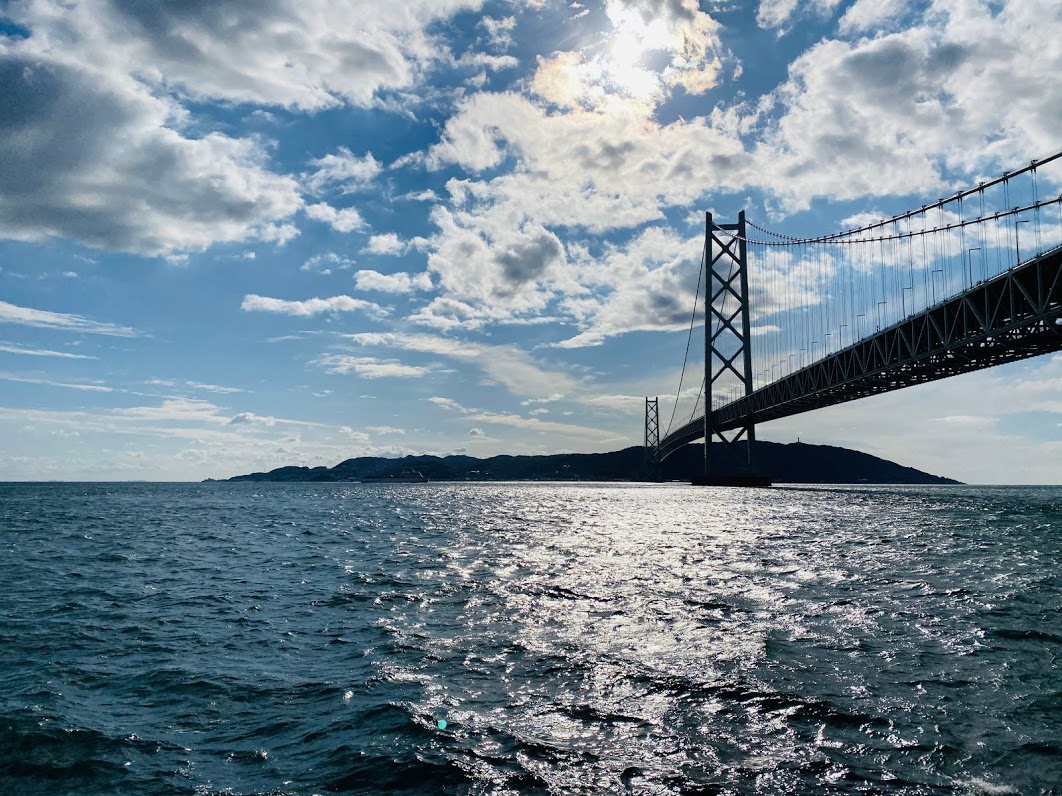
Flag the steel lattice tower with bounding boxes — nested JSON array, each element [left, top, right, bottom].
[[704, 211, 759, 481], [644, 397, 659, 481]]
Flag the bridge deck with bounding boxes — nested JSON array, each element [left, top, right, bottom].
[[659, 246, 1062, 461]]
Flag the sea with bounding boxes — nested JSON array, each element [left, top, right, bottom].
[[0, 481, 1059, 796]]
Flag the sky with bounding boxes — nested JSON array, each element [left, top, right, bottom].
[[1, 0, 1061, 484]]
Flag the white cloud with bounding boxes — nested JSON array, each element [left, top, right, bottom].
[[305, 203, 367, 233], [115, 398, 226, 423], [423, 205, 575, 322], [753, 0, 1062, 210], [428, 396, 466, 412], [604, 0, 725, 95], [412, 0, 1061, 345], [581, 394, 648, 413], [348, 331, 582, 398], [756, 0, 842, 32], [362, 233, 407, 256], [0, 300, 139, 336], [522, 394, 565, 405], [7, 0, 488, 112], [0, 49, 302, 256], [228, 412, 277, 427], [838, 0, 910, 34], [367, 425, 406, 435], [757, 0, 799, 29], [306, 147, 381, 195], [402, 189, 440, 202], [479, 16, 517, 49], [0, 0, 496, 257], [112, 397, 323, 428], [147, 378, 245, 394], [425, 394, 614, 440], [302, 253, 356, 274], [354, 269, 433, 293], [339, 425, 372, 445], [241, 294, 387, 318], [422, 91, 748, 331], [314, 354, 437, 379], [457, 52, 519, 72], [0, 373, 112, 392], [0, 343, 96, 359], [186, 381, 246, 395]]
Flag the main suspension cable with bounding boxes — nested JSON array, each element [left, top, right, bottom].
[[665, 242, 706, 437]]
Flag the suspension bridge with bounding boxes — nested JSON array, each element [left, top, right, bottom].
[[645, 150, 1062, 485]]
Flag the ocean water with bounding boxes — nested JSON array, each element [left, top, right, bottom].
[[0, 482, 1059, 796]]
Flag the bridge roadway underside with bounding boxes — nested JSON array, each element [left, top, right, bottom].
[[659, 246, 1062, 461]]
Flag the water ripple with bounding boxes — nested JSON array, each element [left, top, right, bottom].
[[0, 482, 1059, 794]]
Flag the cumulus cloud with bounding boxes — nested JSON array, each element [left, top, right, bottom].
[[0, 51, 303, 257], [354, 269, 433, 293], [305, 203, 367, 233], [241, 294, 387, 318], [428, 91, 749, 228], [756, 0, 842, 32], [522, 394, 565, 405], [301, 252, 356, 274], [362, 233, 408, 256], [838, 0, 911, 34], [479, 16, 517, 49], [413, 0, 1061, 344], [423, 205, 577, 322], [6, 0, 487, 111], [229, 412, 277, 426], [753, 0, 1062, 208], [0, 0, 491, 256], [305, 148, 382, 195], [456, 52, 519, 72]]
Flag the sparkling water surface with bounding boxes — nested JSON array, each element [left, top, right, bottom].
[[1, 482, 1059, 795]]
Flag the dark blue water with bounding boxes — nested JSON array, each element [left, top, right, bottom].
[[0, 482, 1059, 795]]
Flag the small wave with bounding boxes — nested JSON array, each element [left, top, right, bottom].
[[989, 627, 1062, 644], [956, 776, 1019, 794], [324, 752, 474, 793], [0, 713, 161, 791]]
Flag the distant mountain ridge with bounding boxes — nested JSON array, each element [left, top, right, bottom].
[[218, 441, 959, 484]]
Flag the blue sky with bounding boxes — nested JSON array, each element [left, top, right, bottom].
[[1, 0, 1060, 483]]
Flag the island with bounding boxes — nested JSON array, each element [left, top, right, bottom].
[[216, 441, 959, 484]]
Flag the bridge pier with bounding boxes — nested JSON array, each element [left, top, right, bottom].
[[701, 211, 770, 487]]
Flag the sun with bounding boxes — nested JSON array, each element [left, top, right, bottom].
[[599, 6, 679, 106], [529, 3, 718, 113]]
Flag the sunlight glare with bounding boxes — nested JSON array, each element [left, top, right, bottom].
[[602, 7, 673, 105]]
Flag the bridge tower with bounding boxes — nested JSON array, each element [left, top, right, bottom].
[[641, 396, 658, 483], [698, 211, 765, 485]]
